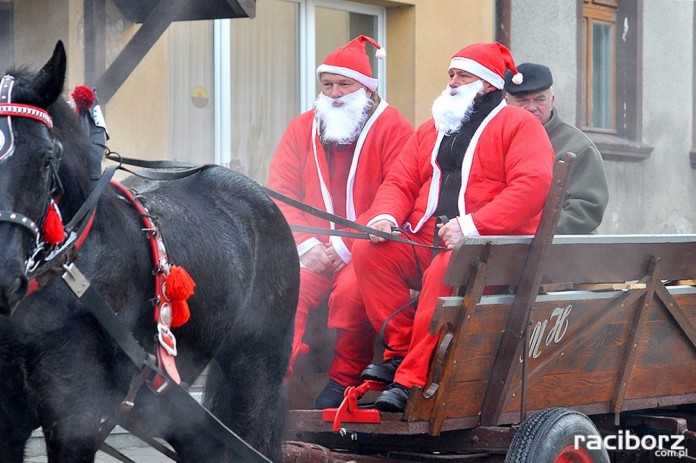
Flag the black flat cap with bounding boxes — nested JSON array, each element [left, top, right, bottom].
[[504, 62, 553, 95]]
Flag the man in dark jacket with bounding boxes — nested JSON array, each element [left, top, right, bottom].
[[504, 62, 609, 234]]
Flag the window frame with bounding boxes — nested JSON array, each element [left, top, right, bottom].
[[577, 0, 653, 161], [300, 0, 386, 112], [210, 0, 386, 171], [581, 1, 617, 133]]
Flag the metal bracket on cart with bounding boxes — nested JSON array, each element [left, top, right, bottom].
[[322, 380, 385, 432]]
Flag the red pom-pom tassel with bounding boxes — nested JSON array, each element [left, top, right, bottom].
[[71, 85, 95, 113], [166, 266, 196, 328], [42, 201, 65, 245]]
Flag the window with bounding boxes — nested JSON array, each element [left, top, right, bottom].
[[308, 3, 383, 110], [582, 1, 615, 132], [167, 0, 386, 182], [580, 0, 653, 160], [168, 21, 215, 165]]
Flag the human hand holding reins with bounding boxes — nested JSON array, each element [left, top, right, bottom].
[[437, 218, 465, 249], [367, 219, 399, 244]]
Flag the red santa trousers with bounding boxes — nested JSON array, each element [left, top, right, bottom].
[[352, 217, 452, 388], [289, 264, 375, 387]]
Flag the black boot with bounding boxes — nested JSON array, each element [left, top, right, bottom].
[[314, 379, 346, 409], [374, 382, 410, 412], [361, 356, 403, 383]]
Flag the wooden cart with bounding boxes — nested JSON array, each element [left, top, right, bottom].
[[284, 157, 696, 462]]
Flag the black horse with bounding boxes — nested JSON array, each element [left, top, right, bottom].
[[0, 41, 299, 462]]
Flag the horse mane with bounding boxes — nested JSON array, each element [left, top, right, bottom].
[[8, 65, 97, 222], [48, 94, 96, 221]]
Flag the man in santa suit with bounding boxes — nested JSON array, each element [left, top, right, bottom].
[[352, 42, 554, 412], [267, 35, 413, 408]]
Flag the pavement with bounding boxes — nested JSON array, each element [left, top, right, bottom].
[[26, 446, 171, 463], [23, 389, 207, 462], [24, 427, 175, 462]]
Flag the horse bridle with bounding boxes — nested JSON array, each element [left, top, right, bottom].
[[0, 74, 69, 275]]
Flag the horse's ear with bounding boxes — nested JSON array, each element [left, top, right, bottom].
[[32, 41, 67, 107]]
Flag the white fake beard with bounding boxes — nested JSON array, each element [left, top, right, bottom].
[[314, 88, 373, 144], [432, 80, 485, 135]]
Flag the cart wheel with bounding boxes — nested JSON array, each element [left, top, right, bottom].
[[504, 408, 609, 463]]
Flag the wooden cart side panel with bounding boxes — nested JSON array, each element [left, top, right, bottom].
[[409, 293, 636, 422], [408, 289, 696, 427], [445, 238, 696, 288], [625, 292, 696, 399], [505, 295, 696, 416]]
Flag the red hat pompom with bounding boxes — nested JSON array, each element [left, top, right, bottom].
[[166, 265, 196, 328], [71, 85, 95, 113], [42, 200, 65, 246]]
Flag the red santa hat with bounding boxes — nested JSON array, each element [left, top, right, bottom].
[[449, 42, 523, 90], [316, 35, 385, 91]]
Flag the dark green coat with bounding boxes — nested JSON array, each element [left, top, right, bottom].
[[545, 109, 609, 234]]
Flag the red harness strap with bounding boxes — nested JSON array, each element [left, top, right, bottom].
[[110, 181, 181, 388]]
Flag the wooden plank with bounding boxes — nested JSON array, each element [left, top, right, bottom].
[[507, 371, 617, 412], [611, 258, 660, 420], [655, 284, 696, 350], [436, 300, 696, 424], [480, 153, 575, 426], [627, 362, 696, 398], [445, 235, 696, 288], [409, 288, 639, 422], [574, 282, 646, 290], [408, 256, 490, 433], [421, 372, 617, 421]]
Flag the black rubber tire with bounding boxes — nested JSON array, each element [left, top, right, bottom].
[[504, 408, 610, 463]]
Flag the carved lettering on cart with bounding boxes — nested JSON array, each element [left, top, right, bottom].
[[522, 305, 573, 360]]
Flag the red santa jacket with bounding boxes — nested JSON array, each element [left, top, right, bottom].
[[267, 99, 414, 262], [363, 101, 554, 236]]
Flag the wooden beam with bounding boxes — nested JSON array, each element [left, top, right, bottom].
[[425, 257, 490, 436], [97, 0, 189, 104], [610, 258, 660, 423], [479, 153, 575, 426], [495, 0, 512, 47], [83, 0, 107, 87]]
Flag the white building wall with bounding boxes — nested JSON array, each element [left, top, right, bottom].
[[511, 0, 696, 234]]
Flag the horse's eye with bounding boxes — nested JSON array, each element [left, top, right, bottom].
[[43, 155, 54, 170]]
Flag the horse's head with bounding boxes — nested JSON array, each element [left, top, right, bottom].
[[0, 41, 67, 313]]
